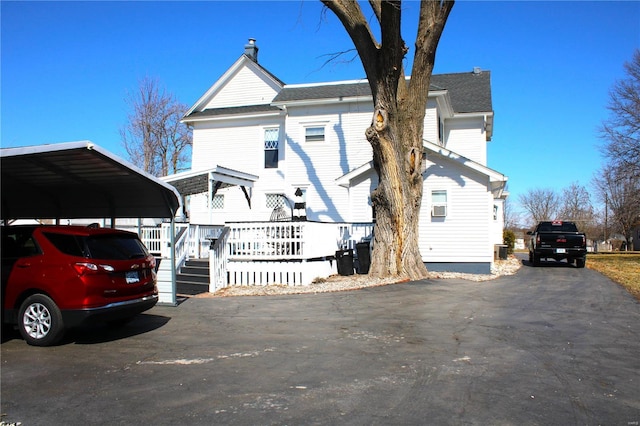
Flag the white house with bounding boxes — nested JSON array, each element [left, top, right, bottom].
[[168, 39, 508, 275]]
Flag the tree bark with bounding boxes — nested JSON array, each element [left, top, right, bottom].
[[322, 0, 454, 280]]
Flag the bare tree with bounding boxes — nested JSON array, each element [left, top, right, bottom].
[[121, 77, 192, 176], [599, 49, 640, 179], [322, 0, 454, 279], [503, 195, 523, 230], [519, 188, 560, 227], [558, 182, 595, 231], [592, 165, 640, 250]]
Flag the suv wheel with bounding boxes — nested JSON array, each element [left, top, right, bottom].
[[18, 294, 65, 346], [575, 257, 586, 268]]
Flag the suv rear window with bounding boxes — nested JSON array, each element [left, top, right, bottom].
[[43, 232, 149, 260], [86, 234, 148, 260]]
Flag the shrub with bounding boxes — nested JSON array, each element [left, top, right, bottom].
[[503, 229, 516, 255]]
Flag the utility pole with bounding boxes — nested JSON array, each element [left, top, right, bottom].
[[604, 194, 608, 242]]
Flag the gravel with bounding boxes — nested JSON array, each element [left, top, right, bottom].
[[206, 256, 522, 298]]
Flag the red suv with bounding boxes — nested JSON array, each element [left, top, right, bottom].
[[2, 225, 158, 346]]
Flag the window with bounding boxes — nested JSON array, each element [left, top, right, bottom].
[[431, 190, 447, 217], [212, 194, 224, 210], [43, 233, 85, 257], [85, 234, 148, 260], [266, 193, 286, 209], [305, 126, 325, 143], [493, 204, 499, 221], [264, 128, 279, 168], [2, 229, 41, 258]]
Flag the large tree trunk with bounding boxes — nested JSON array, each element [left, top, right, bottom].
[[367, 85, 427, 278], [322, 0, 454, 280]]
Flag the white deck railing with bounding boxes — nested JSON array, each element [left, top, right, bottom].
[[219, 221, 374, 287], [137, 221, 374, 294], [226, 221, 373, 260]]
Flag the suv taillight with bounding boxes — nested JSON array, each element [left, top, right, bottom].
[[73, 262, 114, 275]]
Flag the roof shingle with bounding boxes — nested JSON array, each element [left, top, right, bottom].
[[272, 71, 492, 113]]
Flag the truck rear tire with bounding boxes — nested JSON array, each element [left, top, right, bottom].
[[576, 257, 586, 268], [533, 252, 540, 267]]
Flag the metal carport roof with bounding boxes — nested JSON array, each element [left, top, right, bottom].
[[1, 141, 181, 221]]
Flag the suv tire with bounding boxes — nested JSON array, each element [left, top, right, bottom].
[[18, 294, 65, 346]]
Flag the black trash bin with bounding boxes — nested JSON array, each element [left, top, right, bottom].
[[498, 245, 508, 260], [355, 242, 371, 274], [335, 249, 354, 276]]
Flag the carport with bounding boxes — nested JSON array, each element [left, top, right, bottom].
[[1, 141, 182, 304]]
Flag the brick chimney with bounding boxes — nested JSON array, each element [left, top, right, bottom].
[[244, 38, 259, 63]]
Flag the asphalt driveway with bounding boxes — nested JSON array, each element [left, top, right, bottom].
[[2, 256, 639, 425]]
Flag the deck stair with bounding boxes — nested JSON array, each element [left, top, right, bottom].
[[176, 259, 210, 296]]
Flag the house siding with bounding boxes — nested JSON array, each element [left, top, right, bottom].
[[284, 102, 373, 222], [420, 158, 493, 265], [204, 63, 281, 108], [348, 173, 377, 223], [423, 100, 439, 144], [444, 116, 487, 165]]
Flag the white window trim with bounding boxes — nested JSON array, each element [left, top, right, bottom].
[[302, 122, 329, 143], [431, 190, 448, 217], [263, 126, 280, 168]]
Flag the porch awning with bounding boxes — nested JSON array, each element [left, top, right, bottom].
[[161, 166, 258, 203]]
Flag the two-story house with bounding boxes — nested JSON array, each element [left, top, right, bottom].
[[166, 39, 508, 275]]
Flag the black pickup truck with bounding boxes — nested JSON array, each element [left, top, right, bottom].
[[527, 221, 587, 268]]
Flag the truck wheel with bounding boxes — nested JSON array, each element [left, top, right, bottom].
[[18, 294, 65, 346], [533, 252, 540, 267], [576, 258, 586, 268]]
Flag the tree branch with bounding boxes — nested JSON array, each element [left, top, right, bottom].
[[408, 1, 454, 106], [321, 0, 380, 92]]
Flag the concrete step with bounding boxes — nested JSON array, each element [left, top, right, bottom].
[[176, 282, 209, 296], [176, 273, 209, 285], [176, 258, 210, 296], [180, 265, 209, 276]]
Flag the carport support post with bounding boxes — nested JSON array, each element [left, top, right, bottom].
[[170, 217, 177, 306]]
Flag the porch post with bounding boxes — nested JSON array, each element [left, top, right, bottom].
[[208, 171, 213, 224], [170, 217, 177, 306]]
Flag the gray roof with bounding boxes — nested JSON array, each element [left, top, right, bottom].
[[186, 104, 282, 120], [186, 70, 492, 120], [273, 71, 492, 113], [431, 71, 492, 113], [272, 82, 372, 104]]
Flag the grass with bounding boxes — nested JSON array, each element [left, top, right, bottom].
[[587, 253, 640, 301]]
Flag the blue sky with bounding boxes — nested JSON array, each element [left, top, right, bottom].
[[2, 1, 639, 218]]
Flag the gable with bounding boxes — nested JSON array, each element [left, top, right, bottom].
[[204, 64, 281, 109], [184, 55, 284, 120]]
